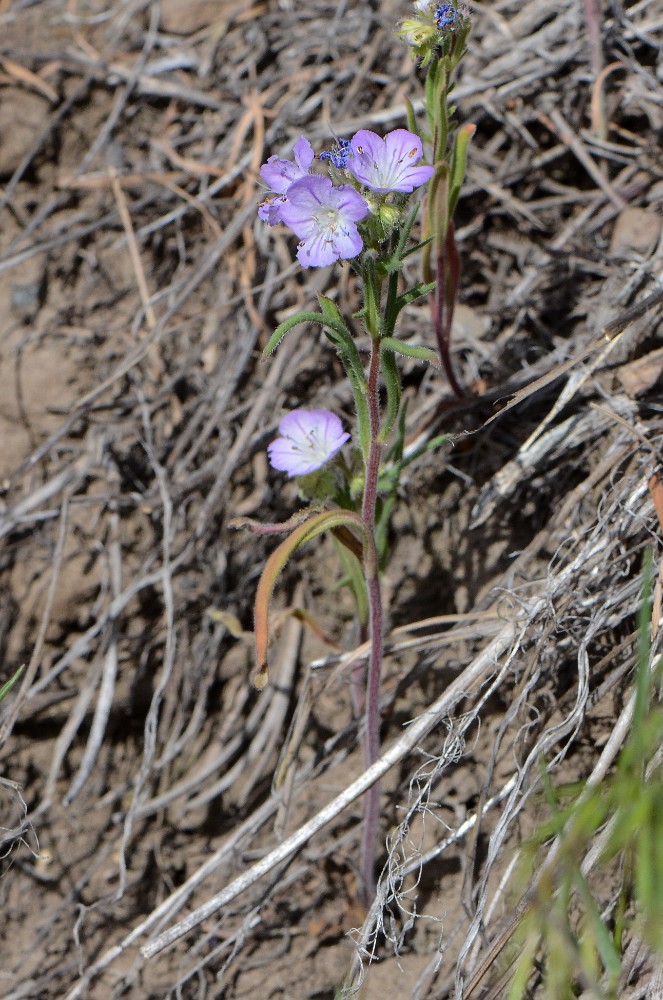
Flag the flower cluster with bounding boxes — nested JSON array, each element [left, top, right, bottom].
[[413, 1, 460, 28], [398, 0, 470, 63], [258, 128, 433, 268]]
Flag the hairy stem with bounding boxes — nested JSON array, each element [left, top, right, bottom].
[[350, 623, 367, 719], [359, 336, 384, 904]]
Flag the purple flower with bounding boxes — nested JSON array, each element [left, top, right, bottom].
[[258, 136, 314, 224], [278, 175, 368, 268], [268, 409, 350, 477], [347, 129, 434, 194]]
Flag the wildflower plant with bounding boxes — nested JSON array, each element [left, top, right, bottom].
[[240, 0, 475, 905]]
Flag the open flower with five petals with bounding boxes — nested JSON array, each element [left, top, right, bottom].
[[278, 175, 368, 268], [268, 409, 350, 477], [347, 129, 434, 194]]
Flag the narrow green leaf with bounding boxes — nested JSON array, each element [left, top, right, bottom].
[[386, 433, 448, 482], [379, 343, 401, 442], [346, 363, 370, 462], [375, 493, 396, 572], [253, 509, 373, 688], [283, 297, 365, 412], [362, 251, 381, 338], [394, 280, 436, 310], [422, 161, 449, 287], [507, 926, 540, 1000], [380, 336, 440, 368], [424, 61, 437, 134], [448, 122, 475, 218], [331, 535, 369, 626], [263, 310, 326, 356], [574, 871, 621, 979], [383, 270, 400, 340], [401, 236, 433, 259], [318, 294, 352, 335], [263, 306, 357, 358], [404, 95, 419, 139], [0, 664, 25, 703]]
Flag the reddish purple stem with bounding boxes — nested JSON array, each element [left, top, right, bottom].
[[431, 221, 467, 400], [359, 337, 384, 905]]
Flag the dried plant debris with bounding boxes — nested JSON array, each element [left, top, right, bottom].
[[0, 0, 662, 997]]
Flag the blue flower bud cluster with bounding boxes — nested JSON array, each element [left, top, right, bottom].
[[320, 139, 353, 170], [434, 3, 458, 29]]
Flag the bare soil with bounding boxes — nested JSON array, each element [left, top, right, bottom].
[[0, 1, 662, 998]]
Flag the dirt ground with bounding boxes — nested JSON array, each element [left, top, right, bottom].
[[0, 0, 662, 997]]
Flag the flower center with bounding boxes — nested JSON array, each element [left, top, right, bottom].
[[311, 207, 341, 238]]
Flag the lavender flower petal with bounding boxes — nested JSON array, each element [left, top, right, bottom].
[[257, 194, 287, 224], [260, 136, 314, 193]]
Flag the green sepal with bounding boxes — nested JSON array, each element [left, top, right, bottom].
[[380, 336, 440, 368], [382, 203, 420, 274], [295, 466, 339, 503]]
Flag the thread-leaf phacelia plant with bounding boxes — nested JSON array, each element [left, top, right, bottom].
[[238, 0, 473, 906]]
